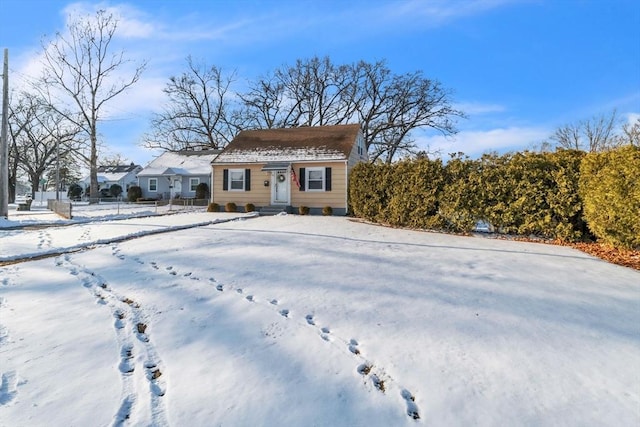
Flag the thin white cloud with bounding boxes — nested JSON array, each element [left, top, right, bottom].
[[369, 0, 525, 27], [62, 2, 158, 39], [625, 112, 640, 124], [455, 101, 506, 115], [418, 126, 550, 158]]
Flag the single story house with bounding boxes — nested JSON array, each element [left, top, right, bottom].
[[211, 124, 368, 215], [137, 150, 220, 200], [82, 163, 142, 197]]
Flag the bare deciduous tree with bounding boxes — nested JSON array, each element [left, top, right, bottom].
[[550, 110, 623, 152], [155, 56, 464, 162], [354, 62, 463, 162], [37, 10, 146, 202], [239, 57, 464, 163], [620, 117, 640, 147], [144, 56, 236, 151], [8, 91, 80, 198]]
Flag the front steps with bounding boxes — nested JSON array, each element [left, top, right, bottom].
[[259, 205, 291, 216]]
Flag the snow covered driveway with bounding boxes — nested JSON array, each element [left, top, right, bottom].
[[1, 213, 639, 426]]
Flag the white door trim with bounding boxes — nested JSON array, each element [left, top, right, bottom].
[[271, 169, 290, 205]]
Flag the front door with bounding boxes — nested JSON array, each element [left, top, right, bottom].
[[271, 170, 289, 205]]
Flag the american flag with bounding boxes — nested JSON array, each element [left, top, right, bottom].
[[290, 168, 300, 189]]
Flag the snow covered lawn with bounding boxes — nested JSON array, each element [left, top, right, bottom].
[[1, 211, 639, 426]]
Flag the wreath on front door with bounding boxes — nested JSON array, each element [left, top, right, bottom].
[[277, 173, 286, 182]]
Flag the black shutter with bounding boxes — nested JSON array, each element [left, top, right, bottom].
[[222, 169, 228, 191], [299, 168, 306, 191], [245, 169, 251, 191], [325, 167, 332, 191]]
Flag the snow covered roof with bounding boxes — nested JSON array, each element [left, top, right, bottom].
[[82, 164, 142, 184], [138, 150, 220, 176], [213, 124, 361, 164]]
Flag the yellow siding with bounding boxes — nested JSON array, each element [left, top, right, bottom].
[[212, 165, 271, 207], [291, 161, 347, 209]]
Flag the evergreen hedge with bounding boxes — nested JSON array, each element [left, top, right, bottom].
[[349, 148, 634, 245], [579, 145, 640, 249]]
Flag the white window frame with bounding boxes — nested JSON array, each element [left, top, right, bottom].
[[148, 178, 158, 192], [189, 177, 199, 192], [306, 167, 325, 192], [229, 169, 245, 191]]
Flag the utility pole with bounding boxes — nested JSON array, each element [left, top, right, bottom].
[[0, 49, 9, 219]]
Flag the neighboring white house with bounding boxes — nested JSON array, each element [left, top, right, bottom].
[[136, 150, 220, 200], [82, 163, 142, 198]]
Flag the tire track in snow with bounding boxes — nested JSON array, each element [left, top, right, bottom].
[[56, 254, 168, 427], [110, 248, 421, 421]]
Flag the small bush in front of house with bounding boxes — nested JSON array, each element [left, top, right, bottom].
[[127, 185, 142, 202], [225, 202, 237, 212], [322, 206, 333, 216], [110, 184, 123, 198], [298, 205, 310, 215], [207, 202, 219, 212], [67, 183, 83, 201], [196, 182, 210, 200], [245, 203, 255, 212]]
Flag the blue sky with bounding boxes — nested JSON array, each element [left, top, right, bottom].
[[2, 0, 639, 165]]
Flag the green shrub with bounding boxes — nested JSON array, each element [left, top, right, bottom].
[[225, 202, 237, 212], [109, 184, 123, 198], [439, 154, 483, 233], [349, 150, 588, 241], [245, 203, 255, 212], [127, 185, 142, 202], [67, 183, 83, 201], [207, 202, 219, 212], [322, 206, 333, 216], [579, 145, 640, 249], [298, 205, 310, 215], [349, 162, 392, 222], [196, 182, 210, 200]]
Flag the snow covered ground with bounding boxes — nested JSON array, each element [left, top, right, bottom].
[[1, 205, 639, 426]]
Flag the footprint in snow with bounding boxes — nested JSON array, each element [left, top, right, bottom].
[[305, 314, 315, 325], [114, 311, 126, 329], [136, 323, 149, 342], [145, 362, 166, 397], [270, 299, 278, 305], [119, 346, 135, 374], [320, 326, 331, 341], [371, 374, 385, 393], [114, 396, 134, 425], [216, 284, 224, 292], [236, 288, 243, 294], [279, 309, 289, 318], [401, 389, 420, 420], [348, 339, 360, 355], [246, 295, 254, 302], [0, 371, 19, 404]]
